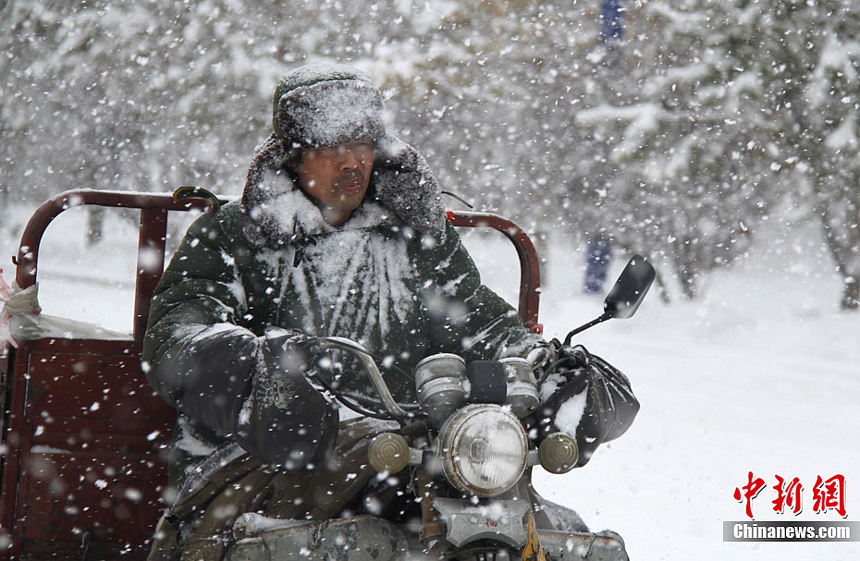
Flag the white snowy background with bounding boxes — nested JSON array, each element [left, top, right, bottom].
[[1, 201, 858, 561]]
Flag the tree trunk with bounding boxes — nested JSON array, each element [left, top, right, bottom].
[[819, 203, 860, 311], [87, 207, 105, 246], [842, 277, 859, 310]]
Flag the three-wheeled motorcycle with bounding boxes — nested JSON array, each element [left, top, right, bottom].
[[0, 189, 652, 560]]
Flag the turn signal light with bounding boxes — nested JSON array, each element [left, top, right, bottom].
[[538, 432, 579, 474], [368, 432, 410, 473]]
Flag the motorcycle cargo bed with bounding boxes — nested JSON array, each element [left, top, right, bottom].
[[1, 338, 175, 560]]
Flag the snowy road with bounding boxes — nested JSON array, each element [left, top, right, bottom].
[[527, 225, 860, 561]]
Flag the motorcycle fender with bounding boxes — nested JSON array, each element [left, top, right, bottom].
[[537, 529, 630, 561], [224, 515, 409, 561], [432, 497, 530, 549]]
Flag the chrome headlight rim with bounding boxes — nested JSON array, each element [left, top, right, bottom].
[[438, 403, 529, 498]]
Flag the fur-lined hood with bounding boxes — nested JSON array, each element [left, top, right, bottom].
[[240, 133, 445, 247], [240, 63, 445, 248]]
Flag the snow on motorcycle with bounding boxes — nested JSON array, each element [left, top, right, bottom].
[[223, 254, 656, 561]]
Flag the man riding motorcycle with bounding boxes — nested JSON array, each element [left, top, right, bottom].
[[142, 63, 639, 560]]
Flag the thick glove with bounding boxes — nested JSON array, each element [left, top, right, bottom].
[[157, 325, 338, 469], [537, 341, 639, 466], [235, 329, 338, 469], [536, 340, 591, 401]]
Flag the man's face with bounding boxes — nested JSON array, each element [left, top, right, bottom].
[[296, 140, 374, 227]]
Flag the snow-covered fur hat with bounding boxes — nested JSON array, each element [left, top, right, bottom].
[[272, 64, 386, 149], [242, 63, 445, 246]]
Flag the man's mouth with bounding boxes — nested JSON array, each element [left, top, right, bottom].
[[336, 174, 364, 193]]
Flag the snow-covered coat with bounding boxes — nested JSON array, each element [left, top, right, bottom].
[[142, 137, 543, 491]]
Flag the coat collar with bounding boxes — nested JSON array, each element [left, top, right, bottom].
[[241, 134, 445, 248]]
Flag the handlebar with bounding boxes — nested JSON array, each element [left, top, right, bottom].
[[316, 337, 552, 423], [316, 337, 410, 419], [526, 346, 552, 370]]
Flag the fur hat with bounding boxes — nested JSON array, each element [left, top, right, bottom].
[[242, 64, 445, 243], [272, 64, 386, 149]]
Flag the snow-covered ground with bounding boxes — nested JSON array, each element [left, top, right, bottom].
[[2, 201, 858, 560]]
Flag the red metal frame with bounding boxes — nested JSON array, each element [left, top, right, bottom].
[[445, 210, 542, 335], [1, 189, 542, 560], [14, 190, 219, 344], [13, 192, 542, 339]]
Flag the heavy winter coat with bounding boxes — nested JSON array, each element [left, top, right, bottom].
[[142, 141, 542, 491]]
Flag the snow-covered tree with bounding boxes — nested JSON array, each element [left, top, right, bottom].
[[3, 0, 857, 307], [573, 0, 860, 306]]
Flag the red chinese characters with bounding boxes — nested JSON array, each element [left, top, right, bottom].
[[733, 472, 766, 519], [813, 474, 847, 517], [733, 473, 847, 519], [772, 475, 803, 515]]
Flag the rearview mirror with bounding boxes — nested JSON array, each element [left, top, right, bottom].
[[563, 254, 656, 344], [603, 254, 656, 320]]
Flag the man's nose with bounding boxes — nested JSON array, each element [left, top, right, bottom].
[[337, 147, 363, 170]]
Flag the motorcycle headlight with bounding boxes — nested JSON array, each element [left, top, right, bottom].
[[438, 404, 528, 497]]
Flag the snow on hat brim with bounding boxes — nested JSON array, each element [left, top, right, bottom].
[[275, 79, 385, 149]]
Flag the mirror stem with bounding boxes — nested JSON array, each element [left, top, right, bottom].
[[563, 312, 612, 346]]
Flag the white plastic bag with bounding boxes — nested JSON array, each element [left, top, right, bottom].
[[1, 268, 127, 348]]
